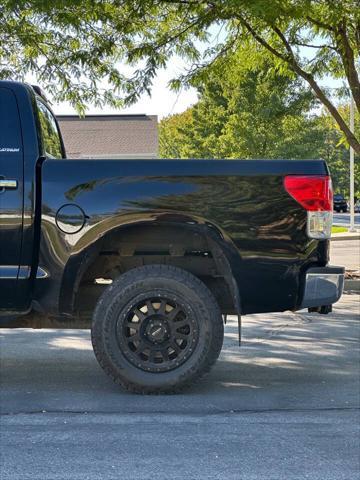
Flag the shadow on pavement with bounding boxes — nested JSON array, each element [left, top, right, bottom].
[[0, 294, 359, 414]]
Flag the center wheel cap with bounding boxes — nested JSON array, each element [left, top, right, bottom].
[[146, 318, 169, 343], [150, 325, 164, 339]]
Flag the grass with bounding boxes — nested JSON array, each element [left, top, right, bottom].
[[332, 226, 348, 234]]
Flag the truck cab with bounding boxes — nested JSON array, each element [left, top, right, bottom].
[[0, 82, 65, 313]]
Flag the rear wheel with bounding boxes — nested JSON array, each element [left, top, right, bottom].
[[91, 265, 224, 394]]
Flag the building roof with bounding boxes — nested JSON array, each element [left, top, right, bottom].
[[57, 114, 158, 159]]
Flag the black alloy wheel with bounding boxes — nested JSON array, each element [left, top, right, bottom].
[[117, 296, 199, 373]]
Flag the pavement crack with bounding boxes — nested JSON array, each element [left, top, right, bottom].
[[1, 406, 359, 417]]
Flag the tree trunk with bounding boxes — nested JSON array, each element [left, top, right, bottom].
[[337, 22, 360, 115], [299, 70, 360, 155]]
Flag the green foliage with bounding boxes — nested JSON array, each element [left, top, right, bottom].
[[160, 47, 323, 159], [332, 226, 348, 233], [0, 0, 214, 112], [1, 0, 358, 151]]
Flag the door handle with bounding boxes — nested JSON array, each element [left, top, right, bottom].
[[0, 179, 18, 189]]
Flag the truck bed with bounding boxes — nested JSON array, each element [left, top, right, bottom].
[[37, 158, 329, 315]]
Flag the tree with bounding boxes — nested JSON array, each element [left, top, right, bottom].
[[159, 110, 194, 158], [160, 47, 327, 160], [1, 0, 359, 150]]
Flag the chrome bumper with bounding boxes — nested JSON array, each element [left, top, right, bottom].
[[300, 266, 345, 309]]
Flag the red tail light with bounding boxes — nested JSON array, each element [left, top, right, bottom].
[[284, 175, 333, 211]]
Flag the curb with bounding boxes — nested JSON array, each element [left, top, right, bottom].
[[344, 279, 360, 292], [331, 234, 360, 241]]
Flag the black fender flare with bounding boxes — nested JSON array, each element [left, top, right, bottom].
[[58, 212, 242, 316]]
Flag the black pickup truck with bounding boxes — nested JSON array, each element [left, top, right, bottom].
[[0, 81, 344, 393]]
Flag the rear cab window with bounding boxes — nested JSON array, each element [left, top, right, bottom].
[[36, 97, 64, 158]]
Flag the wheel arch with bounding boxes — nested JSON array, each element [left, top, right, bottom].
[[59, 212, 242, 318]]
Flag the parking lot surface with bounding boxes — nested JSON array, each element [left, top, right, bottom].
[[331, 239, 360, 272], [1, 294, 359, 479]]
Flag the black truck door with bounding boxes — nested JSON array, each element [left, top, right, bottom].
[[0, 87, 24, 309]]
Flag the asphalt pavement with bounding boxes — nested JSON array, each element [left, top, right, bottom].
[[330, 239, 360, 271], [1, 294, 359, 479]]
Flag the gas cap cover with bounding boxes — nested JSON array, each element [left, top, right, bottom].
[[55, 204, 86, 234]]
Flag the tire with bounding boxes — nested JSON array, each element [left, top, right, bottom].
[[91, 265, 224, 394]]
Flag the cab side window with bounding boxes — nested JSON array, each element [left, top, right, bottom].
[[36, 99, 63, 158]]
